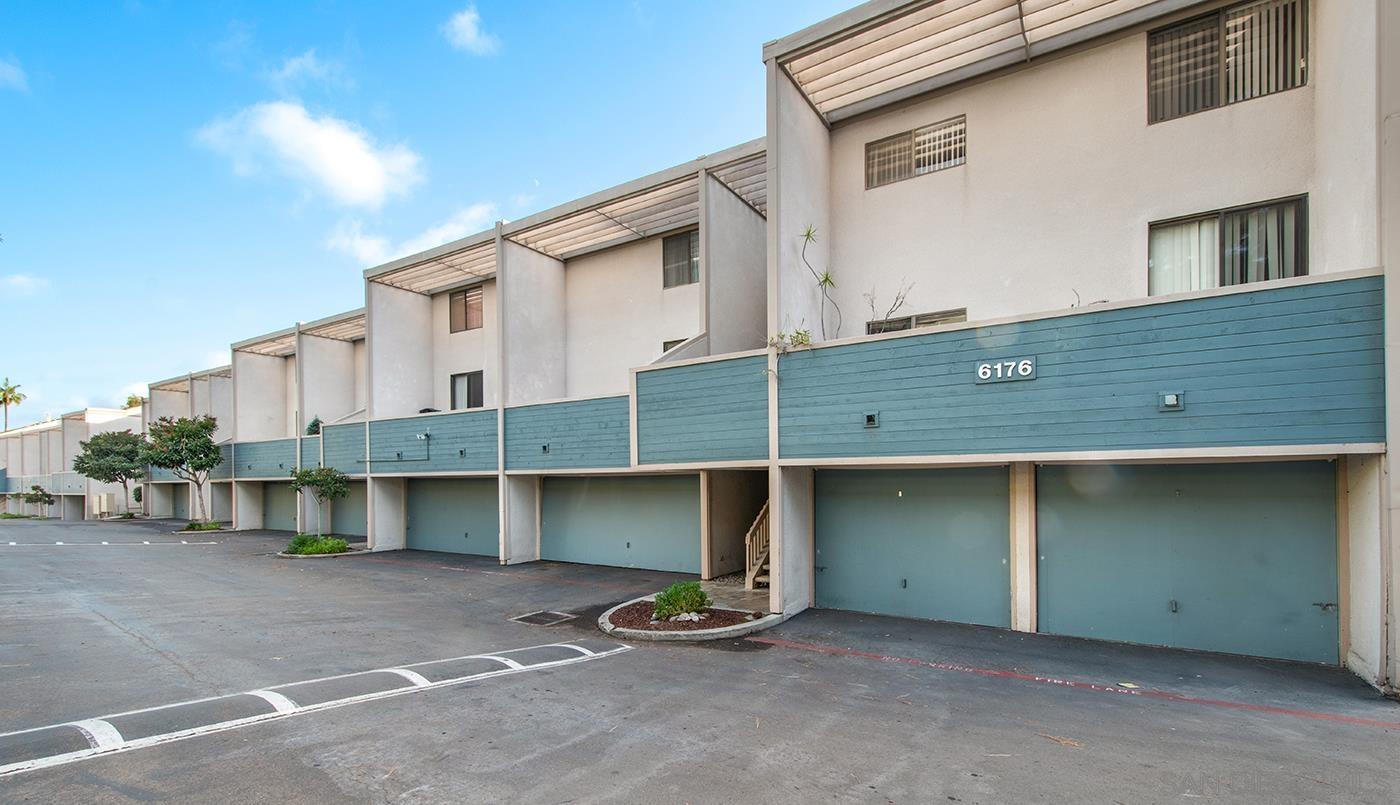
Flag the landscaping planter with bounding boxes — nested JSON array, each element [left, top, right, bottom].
[[598, 596, 787, 642], [275, 546, 363, 559]]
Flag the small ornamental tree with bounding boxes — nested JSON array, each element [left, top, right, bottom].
[[142, 416, 222, 523], [288, 466, 348, 536], [124, 394, 143, 410], [73, 429, 145, 514], [305, 416, 322, 436], [22, 485, 55, 518]]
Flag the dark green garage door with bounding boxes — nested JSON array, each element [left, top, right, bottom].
[[170, 485, 189, 521], [540, 475, 700, 573], [814, 468, 1011, 628], [1038, 462, 1338, 663], [406, 478, 498, 556], [263, 483, 298, 532], [332, 480, 368, 537]]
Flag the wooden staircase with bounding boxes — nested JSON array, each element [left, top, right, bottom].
[[745, 500, 770, 590]]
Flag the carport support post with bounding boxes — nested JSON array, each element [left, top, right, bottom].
[[367, 476, 406, 551], [1009, 462, 1037, 633], [232, 481, 264, 531], [1381, 0, 1400, 691], [502, 475, 540, 565], [769, 465, 814, 616]]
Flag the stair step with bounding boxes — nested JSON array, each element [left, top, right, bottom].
[[754, 574, 769, 583]]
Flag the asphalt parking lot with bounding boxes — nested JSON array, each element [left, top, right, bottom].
[[2, 518, 1398, 804]]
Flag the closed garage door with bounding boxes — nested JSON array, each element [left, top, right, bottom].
[[814, 468, 1011, 628], [263, 483, 298, 532], [1038, 462, 1338, 663], [406, 478, 498, 556], [540, 475, 700, 573], [170, 486, 189, 521], [332, 480, 368, 538]]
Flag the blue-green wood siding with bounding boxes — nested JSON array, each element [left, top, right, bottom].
[[1037, 462, 1338, 663], [636, 355, 769, 464], [148, 464, 180, 482], [405, 478, 499, 556], [322, 423, 366, 475], [209, 444, 234, 480], [368, 410, 497, 473], [233, 439, 297, 479], [779, 277, 1384, 458], [299, 436, 320, 468], [539, 475, 700, 573], [505, 396, 629, 471], [814, 468, 1011, 627]]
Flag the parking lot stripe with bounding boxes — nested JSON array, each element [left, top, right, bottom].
[[384, 668, 432, 687], [553, 643, 598, 657], [749, 636, 1400, 732], [1, 541, 220, 547], [71, 720, 123, 750], [0, 641, 630, 778], [248, 690, 299, 714]]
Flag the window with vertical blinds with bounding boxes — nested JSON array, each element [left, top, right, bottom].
[[865, 116, 966, 189], [662, 230, 699, 288], [449, 286, 483, 333], [1148, 197, 1306, 295], [1148, 0, 1307, 124]]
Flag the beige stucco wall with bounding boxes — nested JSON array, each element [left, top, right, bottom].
[[821, 2, 1376, 330], [430, 279, 498, 411], [564, 236, 701, 398]]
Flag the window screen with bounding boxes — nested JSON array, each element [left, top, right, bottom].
[[662, 230, 699, 288]]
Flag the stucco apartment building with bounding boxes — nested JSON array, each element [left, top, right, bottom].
[[1, 407, 144, 519], [135, 0, 1399, 688]]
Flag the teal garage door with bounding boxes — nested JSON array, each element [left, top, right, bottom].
[[814, 468, 1011, 628], [1038, 462, 1339, 663], [263, 483, 298, 532], [170, 486, 189, 521], [540, 475, 700, 573], [332, 480, 368, 537], [405, 478, 498, 556]]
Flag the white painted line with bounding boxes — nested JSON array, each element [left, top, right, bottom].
[[70, 719, 123, 750], [7, 542, 14, 546], [383, 668, 432, 687], [553, 643, 598, 657], [181, 540, 187, 545], [474, 654, 526, 670], [0, 642, 631, 778], [54, 542, 63, 545], [248, 690, 299, 714], [143, 541, 150, 545]]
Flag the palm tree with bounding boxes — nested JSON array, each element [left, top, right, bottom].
[[0, 378, 26, 432]]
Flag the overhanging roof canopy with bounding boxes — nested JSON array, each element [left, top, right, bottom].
[[302, 308, 366, 342], [150, 365, 232, 392], [232, 327, 297, 357], [366, 232, 498, 296], [766, 0, 1197, 123], [504, 139, 767, 261]]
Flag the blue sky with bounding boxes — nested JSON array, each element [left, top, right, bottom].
[[0, 0, 847, 429]]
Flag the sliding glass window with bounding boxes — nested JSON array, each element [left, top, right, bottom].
[[1148, 197, 1306, 295]]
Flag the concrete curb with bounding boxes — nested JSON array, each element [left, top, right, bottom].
[[168, 529, 232, 535], [275, 548, 364, 559], [597, 595, 788, 642]]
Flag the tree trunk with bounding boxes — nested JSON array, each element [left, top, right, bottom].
[[316, 495, 323, 536], [121, 480, 130, 517], [194, 480, 209, 523]]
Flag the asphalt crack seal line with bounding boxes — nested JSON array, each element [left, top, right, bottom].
[[0, 640, 631, 778], [747, 636, 1400, 731]]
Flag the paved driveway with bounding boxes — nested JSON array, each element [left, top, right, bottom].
[[2, 518, 1397, 803]]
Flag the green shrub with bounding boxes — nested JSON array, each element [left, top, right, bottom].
[[118, 512, 135, 519], [182, 521, 222, 532], [285, 534, 349, 555], [652, 581, 711, 620], [0, 512, 35, 520]]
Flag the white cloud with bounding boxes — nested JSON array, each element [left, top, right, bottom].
[[265, 49, 346, 93], [327, 202, 498, 267], [442, 6, 500, 55], [0, 56, 28, 92], [1, 274, 47, 294], [198, 101, 421, 208]]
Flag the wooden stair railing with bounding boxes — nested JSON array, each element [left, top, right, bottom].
[[744, 500, 771, 590]]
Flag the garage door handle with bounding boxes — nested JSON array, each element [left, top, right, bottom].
[[1168, 599, 1178, 613], [1313, 602, 1337, 612]]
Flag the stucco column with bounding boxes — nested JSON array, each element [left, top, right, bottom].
[[1379, 0, 1400, 690], [367, 476, 406, 551], [769, 465, 814, 615], [232, 480, 264, 531], [501, 474, 539, 565], [1009, 462, 1038, 633]]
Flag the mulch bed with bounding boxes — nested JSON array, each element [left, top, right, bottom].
[[608, 601, 760, 632]]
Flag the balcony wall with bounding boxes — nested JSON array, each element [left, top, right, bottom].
[[504, 396, 629, 471], [777, 275, 1385, 459], [232, 438, 298, 479], [368, 409, 496, 474], [322, 423, 367, 475], [635, 354, 768, 465]]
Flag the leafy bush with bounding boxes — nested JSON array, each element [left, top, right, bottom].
[[0, 512, 35, 520], [118, 512, 135, 519], [182, 521, 222, 531], [285, 534, 349, 555], [652, 581, 711, 620]]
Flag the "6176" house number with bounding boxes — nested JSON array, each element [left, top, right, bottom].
[[975, 357, 1036, 384]]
